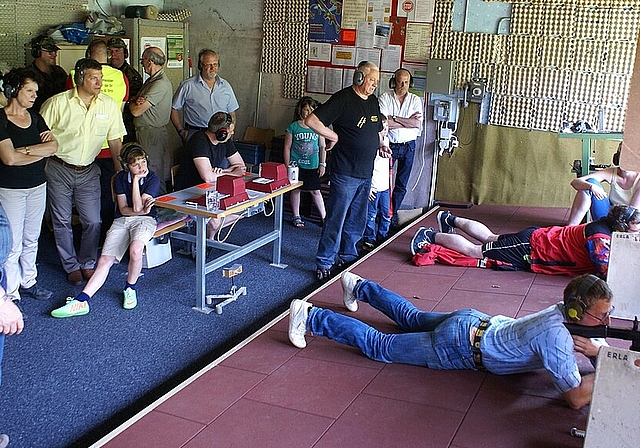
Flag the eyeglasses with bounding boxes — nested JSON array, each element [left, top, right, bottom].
[[584, 305, 615, 325]]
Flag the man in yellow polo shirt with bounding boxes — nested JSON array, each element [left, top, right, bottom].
[[67, 40, 129, 237], [41, 58, 126, 285]]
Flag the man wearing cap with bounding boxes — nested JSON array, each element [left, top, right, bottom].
[[108, 37, 143, 142], [29, 35, 67, 112]]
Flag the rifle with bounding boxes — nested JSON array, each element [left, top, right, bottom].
[[564, 316, 640, 352]]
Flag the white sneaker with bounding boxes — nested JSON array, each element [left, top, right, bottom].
[[123, 288, 138, 310], [288, 299, 312, 348], [341, 272, 362, 312]]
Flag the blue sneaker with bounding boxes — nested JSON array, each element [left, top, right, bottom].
[[437, 211, 456, 234], [411, 227, 435, 255], [123, 288, 138, 310]]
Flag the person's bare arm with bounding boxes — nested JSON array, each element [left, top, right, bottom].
[[0, 134, 57, 166], [304, 113, 338, 150], [108, 138, 123, 170], [171, 108, 188, 140], [129, 96, 152, 117], [562, 373, 595, 410]]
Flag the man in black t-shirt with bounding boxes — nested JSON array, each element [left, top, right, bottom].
[[304, 61, 389, 280], [174, 112, 246, 238]]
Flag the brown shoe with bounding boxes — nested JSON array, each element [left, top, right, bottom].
[[81, 268, 95, 280], [67, 270, 83, 285]]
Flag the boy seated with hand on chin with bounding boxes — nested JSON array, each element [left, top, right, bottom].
[[51, 144, 161, 317]]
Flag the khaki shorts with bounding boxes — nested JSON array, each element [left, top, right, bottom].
[[102, 216, 157, 261]]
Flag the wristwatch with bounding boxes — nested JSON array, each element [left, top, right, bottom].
[[319, 162, 326, 167]]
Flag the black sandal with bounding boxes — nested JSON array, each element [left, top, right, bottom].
[[292, 216, 305, 228], [316, 267, 331, 280]]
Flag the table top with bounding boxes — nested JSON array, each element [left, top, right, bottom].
[[154, 176, 301, 218]]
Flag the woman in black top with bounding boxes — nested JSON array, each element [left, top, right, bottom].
[[0, 68, 57, 302]]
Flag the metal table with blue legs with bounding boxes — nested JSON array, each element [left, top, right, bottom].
[[154, 179, 301, 313]]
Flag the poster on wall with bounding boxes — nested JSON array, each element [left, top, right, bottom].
[[166, 35, 184, 69], [309, 0, 343, 43], [307, 65, 326, 93], [366, 0, 392, 22], [331, 45, 357, 65], [309, 42, 333, 62], [404, 22, 431, 62], [140, 37, 167, 81], [396, 0, 435, 22], [342, 0, 368, 29]]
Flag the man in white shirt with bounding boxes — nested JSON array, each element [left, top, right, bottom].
[[378, 68, 423, 228]]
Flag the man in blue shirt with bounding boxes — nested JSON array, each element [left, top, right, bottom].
[[170, 49, 239, 142], [289, 272, 614, 410], [50, 144, 160, 317]]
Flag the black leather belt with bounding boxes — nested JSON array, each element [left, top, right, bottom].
[[390, 141, 412, 146], [184, 123, 207, 131], [50, 156, 91, 171], [472, 319, 490, 371]]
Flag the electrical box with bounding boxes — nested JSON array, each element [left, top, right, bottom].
[[426, 59, 456, 94]]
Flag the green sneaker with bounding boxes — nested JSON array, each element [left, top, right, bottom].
[[51, 298, 89, 318], [123, 288, 137, 310]]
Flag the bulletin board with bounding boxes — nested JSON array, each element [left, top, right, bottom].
[[306, 0, 432, 96], [261, 0, 432, 99]]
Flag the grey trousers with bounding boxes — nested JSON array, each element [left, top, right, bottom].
[[45, 160, 101, 273]]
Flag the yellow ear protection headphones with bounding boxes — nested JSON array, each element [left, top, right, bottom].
[[388, 68, 414, 89], [119, 143, 149, 171], [352, 61, 368, 86], [566, 274, 600, 321], [215, 113, 233, 141]]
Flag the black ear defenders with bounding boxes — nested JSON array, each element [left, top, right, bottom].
[[622, 205, 637, 223], [73, 58, 91, 86], [215, 113, 233, 141], [353, 61, 368, 86], [119, 143, 149, 171], [389, 68, 414, 89], [30, 35, 45, 59], [3, 75, 19, 99], [565, 274, 600, 321]]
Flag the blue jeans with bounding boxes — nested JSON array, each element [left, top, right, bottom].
[[0, 203, 13, 387], [585, 178, 611, 220], [316, 172, 370, 269], [390, 140, 415, 220], [364, 189, 391, 243], [308, 279, 489, 369]]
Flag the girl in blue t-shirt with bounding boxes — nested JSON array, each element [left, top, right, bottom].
[[283, 96, 327, 228]]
